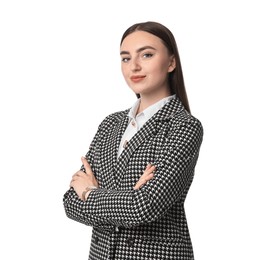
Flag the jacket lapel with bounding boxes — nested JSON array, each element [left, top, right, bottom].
[[114, 97, 185, 185], [98, 110, 129, 189]]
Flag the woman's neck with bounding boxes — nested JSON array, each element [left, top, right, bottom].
[[137, 90, 172, 114]]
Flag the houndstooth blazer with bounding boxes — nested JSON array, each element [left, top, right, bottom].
[[63, 97, 203, 260]]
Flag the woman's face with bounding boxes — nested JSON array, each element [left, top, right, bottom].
[[120, 31, 175, 97]]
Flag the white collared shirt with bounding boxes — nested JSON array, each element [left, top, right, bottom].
[[118, 94, 176, 157]]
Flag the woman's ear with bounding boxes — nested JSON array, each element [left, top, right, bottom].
[[168, 55, 176, 72]]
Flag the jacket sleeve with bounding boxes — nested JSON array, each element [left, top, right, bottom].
[[63, 116, 117, 230], [64, 117, 203, 229]]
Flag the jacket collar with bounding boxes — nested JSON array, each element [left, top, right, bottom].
[[114, 96, 185, 123], [151, 96, 185, 121]]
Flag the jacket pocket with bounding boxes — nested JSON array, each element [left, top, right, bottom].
[[122, 236, 193, 260]]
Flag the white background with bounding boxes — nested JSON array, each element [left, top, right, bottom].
[[0, 0, 275, 259]]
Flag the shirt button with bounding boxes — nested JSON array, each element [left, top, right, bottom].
[[123, 140, 128, 148], [94, 236, 99, 244], [126, 237, 134, 247], [131, 120, 136, 127]]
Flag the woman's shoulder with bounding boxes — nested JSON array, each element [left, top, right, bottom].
[[174, 108, 202, 126], [171, 109, 203, 137], [161, 97, 203, 130]]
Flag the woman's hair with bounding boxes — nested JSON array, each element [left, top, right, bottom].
[[120, 21, 191, 114]]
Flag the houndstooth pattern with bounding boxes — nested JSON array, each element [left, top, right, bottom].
[[63, 97, 203, 259]]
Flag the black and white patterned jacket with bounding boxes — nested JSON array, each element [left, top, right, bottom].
[[63, 97, 203, 260]]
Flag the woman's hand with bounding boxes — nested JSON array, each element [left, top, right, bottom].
[[70, 157, 99, 200], [133, 164, 155, 190]]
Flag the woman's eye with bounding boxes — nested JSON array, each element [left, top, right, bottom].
[[121, 57, 130, 63], [143, 53, 153, 58]]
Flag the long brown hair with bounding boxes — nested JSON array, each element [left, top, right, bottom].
[[120, 21, 191, 114]]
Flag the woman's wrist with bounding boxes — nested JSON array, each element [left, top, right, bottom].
[[81, 185, 98, 201]]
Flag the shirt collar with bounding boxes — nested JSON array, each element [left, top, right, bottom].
[[128, 94, 176, 121]]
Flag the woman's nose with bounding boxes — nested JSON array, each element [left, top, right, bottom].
[[130, 58, 141, 71]]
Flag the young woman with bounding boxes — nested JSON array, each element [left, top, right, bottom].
[[64, 21, 203, 260]]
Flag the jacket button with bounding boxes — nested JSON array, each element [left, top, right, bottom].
[[126, 237, 134, 247], [94, 236, 99, 245]]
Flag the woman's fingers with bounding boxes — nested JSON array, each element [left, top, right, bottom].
[[69, 157, 99, 189], [81, 156, 93, 176], [81, 156, 99, 187], [133, 164, 156, 190]]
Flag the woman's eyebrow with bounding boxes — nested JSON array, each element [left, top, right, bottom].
[[120, 46, 156, 55]]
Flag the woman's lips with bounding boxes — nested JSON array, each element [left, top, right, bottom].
[[130, 75, 146, 83]]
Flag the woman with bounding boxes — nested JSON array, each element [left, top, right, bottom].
[[63, 21, 203, 260]]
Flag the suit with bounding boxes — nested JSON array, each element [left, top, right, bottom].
[[63, 97, 203, 259]]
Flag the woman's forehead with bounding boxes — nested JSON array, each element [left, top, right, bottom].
[[120, 31, 165, 52]]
